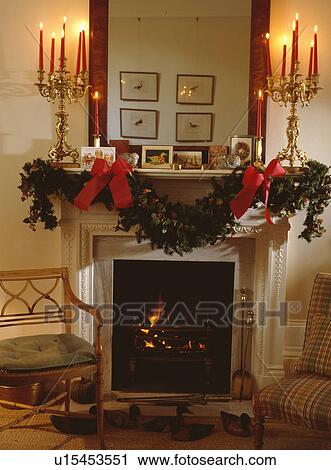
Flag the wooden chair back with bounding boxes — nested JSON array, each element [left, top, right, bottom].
[[0, 268, 73, 333]]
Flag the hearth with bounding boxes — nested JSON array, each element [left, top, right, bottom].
[[112, 259, 235, 394]]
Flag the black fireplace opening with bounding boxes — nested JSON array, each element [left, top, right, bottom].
[[112, 259, 235, 394]]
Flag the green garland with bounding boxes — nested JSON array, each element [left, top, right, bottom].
[[19, 158, 331, 255]]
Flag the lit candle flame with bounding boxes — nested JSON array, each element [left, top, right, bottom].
[[292, 21, 296, 31], [314, 25, 318, 33], [63, 16, 67, 24], [284, 34, 287, 45], [80, 24, 84, 32], [266, 32, 270, 40], [258, 89, 262, 99], [295, 12, 299, 21], [39, 21, 43, 30], [52, 32, 55, 39], [311, 39, 314, 48], [94, 91, 99, 99]]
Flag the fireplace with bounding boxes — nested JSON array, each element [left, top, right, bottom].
[[112, 259, 235, 394]]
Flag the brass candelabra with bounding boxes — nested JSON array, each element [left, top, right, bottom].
[[35, 63, 89, 166], [267, 63, 320, 167]]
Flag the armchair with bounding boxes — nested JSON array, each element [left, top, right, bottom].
[[253, 273, 331, 449]]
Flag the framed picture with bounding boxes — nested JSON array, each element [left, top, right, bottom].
[[142, 145, 173, 169], [120, 108, 158, 139], [176, 113, 213, 142], [173, 150, 206, 169], [230, 135, 255, 165], [120, 71, 159, 101], [80, 147, 116, 171], [177, 74, 215, 105]]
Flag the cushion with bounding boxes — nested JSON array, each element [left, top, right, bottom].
[[0, 334, 95, 372], [253, 374, 331, 430], [295, 313, 331, 376]]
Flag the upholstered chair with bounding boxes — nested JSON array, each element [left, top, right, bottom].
[[253, 272, 331, 449], [0, 268, 105, 449]]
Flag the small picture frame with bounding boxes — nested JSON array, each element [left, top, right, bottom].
[[120, 71, 159, 102], [173, 150, 205, 169], [120, 108, 158, 139], [176, 113, 213, 142], [142, 145, 173, 169], [230, 135, 256, 165], [80, 147, 116, 171], [177, 74, 215, 105]]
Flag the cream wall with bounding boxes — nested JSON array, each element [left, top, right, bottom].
[[267, 0, 331, 320], [0, 0, 88, 272]]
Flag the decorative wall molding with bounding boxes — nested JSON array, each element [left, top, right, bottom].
[[61, 202, 291, 391]]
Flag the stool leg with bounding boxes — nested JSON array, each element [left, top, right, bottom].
[[96, 357, 105, 449]]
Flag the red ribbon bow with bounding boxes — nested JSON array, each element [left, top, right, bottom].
[[230, 159, 286, 224], [74, 156, 133, 211]]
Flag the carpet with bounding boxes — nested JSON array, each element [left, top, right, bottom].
[[0, 409, 331, 450]]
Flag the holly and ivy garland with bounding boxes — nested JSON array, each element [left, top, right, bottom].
[[19, 158, 331, 256]]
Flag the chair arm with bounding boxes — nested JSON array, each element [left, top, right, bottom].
[[63, 280, 103, 327]]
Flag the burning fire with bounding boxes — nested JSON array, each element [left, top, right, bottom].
[[148, 292, 164, 328]]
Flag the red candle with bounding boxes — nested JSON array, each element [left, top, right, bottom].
[[313, 25, 318, 75], [82, 28, 87, 71], [50, 32, 55, 74], [76, 30, 82, 75], [39, 22, 44, 70], [60, 29, 65, 69], [308, 40, 314, 78], [295, 12, 299, 61], [281, 35, 287, 77], [291, 21, 296, 73], [94, 91, 100, 135], [256, 90, 262, 138], [265, 33, 272, 76]]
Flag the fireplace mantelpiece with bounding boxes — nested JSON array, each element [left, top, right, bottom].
[[60, 183, 305, 392]]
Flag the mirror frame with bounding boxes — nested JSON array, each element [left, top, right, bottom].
[[88, 0, 270, 153]]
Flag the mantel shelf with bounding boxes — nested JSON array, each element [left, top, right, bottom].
[[135, 168, 233, 179]]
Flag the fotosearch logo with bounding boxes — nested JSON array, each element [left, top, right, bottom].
[[45, 300, 302, 327]]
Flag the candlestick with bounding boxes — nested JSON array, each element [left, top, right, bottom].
[[254, 137, 264, 169], [256, 90, 262, 138], [93, 91, 100, 135], [282, 35, 287, 77], [291, 21, 296, 73], [76, 29, 82, 75], [60, 29, 65, 69], [295, 12, 299, 61], [82, 28, 87, 72], [265, 33, 272, 76], [50, 32, 55, 74], [265, 16, 320, 167], [39, 22, 44, 70], [35, 44, 89, 166], [308, 40, 314, 78], [93, 134, 101, 148], [313, 25, 318, 75]]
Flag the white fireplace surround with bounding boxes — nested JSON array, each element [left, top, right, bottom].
[[60, 192, 306, 393]]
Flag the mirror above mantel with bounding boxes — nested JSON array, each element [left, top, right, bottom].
[[89, 0, 270, 153]]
